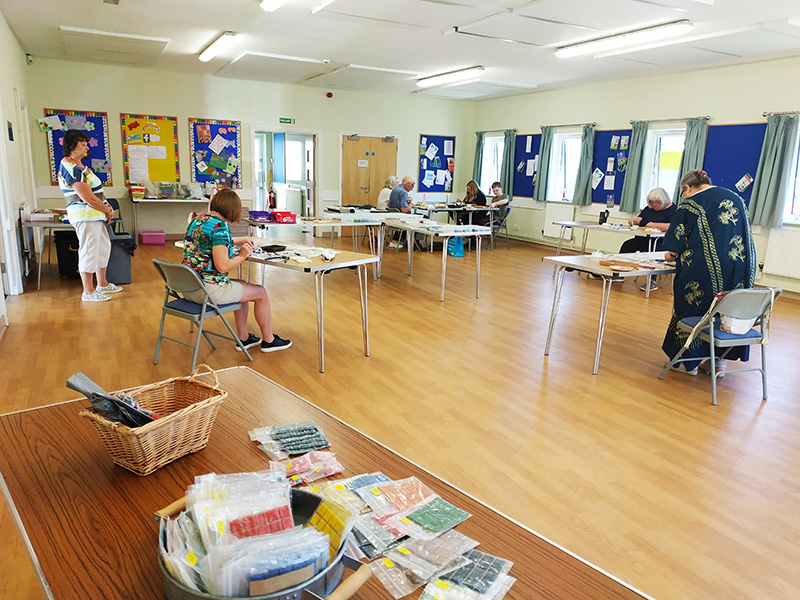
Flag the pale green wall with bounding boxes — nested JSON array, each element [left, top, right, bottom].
[[473, 56, 800, 293], [26, 58, 475, 236]]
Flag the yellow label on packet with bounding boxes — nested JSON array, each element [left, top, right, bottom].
[[312, 486, 320, 493], [291, 475, 300, 482], [286, 462, 292, 469], [435, 580, 450, 590], [314, 467, 320, 472], [217, 521, 225, 535], [185, 551, 197, 566], [334, 484, 345, 491], [371, 487, 381, 496], [400, 517, 412, 524], [383, 559, 395, 568], [398, 547, 410, 555]]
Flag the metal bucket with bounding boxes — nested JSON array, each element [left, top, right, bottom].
[[158, 490, 369, 600]]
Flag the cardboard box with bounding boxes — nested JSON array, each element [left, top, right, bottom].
[[140, 230, 166, 245], [131, 185, 146, 199]]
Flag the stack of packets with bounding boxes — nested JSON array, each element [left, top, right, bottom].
[[280, 450, 344, 486], [249, 421, 330, 460], [298, 473, 516, 599], [158, 467, 354, 598]]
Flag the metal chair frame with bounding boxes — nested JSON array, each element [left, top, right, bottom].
[[659, 286, 781, 405], [490, 204, 511, 250], [152, 258, 253, 371]]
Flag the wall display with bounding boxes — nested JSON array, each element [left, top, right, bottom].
[[43, 109, 112, 186], [188, 118, 242, 188], [120, 114, 179, 186], [702, 123, 766, 205], [512, 133, 542, 198], [418, 134, 455, 193], [591, 129, 631, 205]]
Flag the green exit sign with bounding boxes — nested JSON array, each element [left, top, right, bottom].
[[279, 117, 295, 124]]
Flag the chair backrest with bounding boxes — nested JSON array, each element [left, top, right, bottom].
[[106, 197, 120, 211], [152, 258, 206, 296], [712, 287, 782, 320]]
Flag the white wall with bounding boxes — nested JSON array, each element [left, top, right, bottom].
[[0, 9, 29, 296], [474, 55, 800, 293], [25, 58, 475, 236]]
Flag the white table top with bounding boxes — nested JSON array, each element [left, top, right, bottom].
[[383, 218, 491, 237], [542, 252, 676, 278], [553, 220, 666, 238], [132, 197, 209, 204]]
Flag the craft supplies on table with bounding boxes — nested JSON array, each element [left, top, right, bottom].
[[280, 450, 344, 486], [249, 421, 330, 460]]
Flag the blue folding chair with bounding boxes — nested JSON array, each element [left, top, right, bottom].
[[659, 287, 781, 405], [152, 258, 253, 371]]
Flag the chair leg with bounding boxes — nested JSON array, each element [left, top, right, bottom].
[[761, 343, 768, 401], [709, 344, 718, 406], [659, 347, 687, 379], [154, 311, 167, 364], [216, 313, 253, 362], [504, 225, 510, 250], [191, 316, 205, 373]]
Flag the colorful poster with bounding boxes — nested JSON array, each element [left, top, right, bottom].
[[44, 109, 111, 186], [189, 118, 242, 188], [120, 114, 179, 186]]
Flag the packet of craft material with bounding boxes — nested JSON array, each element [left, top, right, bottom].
[[436, 549, 513, 595], [371, 556, 428, 599], [385, 530, 480, 581]]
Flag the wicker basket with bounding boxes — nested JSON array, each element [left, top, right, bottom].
[[79, 364, 226, 476]]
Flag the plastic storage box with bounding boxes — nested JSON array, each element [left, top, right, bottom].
[[272, 211, 296, 223], [140, 230, 166, 245], [248, 211, 274, 223]]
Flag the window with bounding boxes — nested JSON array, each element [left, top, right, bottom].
[[546, 131, 582, 202], [784, 126, 800, 222], [641, 128, 685, 206], [479, 135, 504, 191]]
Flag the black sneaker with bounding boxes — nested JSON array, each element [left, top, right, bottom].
[[261, 334, 292, 353], [235, 333, 262, 351]]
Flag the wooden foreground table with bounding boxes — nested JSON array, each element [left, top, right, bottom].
[[0, 367, 648, 600]]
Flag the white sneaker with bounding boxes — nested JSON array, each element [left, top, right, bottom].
[[82, 291, 111, 302], [96, 283, 123, 293]]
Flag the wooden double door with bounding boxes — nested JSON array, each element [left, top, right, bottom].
[[341, 135, 398, 208]]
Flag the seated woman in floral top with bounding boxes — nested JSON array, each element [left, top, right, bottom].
[[182, 188, 291, 353]]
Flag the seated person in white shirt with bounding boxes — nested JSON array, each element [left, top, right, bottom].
[[377, 176, 399, 210]]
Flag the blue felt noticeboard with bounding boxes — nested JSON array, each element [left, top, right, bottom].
[[512, 133, 541, 198], [591, 129, 631, 206], [702, 123, 766, 205], [418, 134, 455, 193], [44, 109, 112, 187], [188, 118, 242, 188]]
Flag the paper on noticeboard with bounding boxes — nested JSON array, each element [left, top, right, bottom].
[[525, 136, 532, 153], [444, 140, 453, 156], [425, 143, 438, 161], [592, 168, 604, 190], [422, 171, 435, 187], [209, 134, 228, 155], [128, 145, 149, 183]]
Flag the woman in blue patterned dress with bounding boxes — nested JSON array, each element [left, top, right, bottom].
[[182, 188, 291, 353], [661, 170, 756, 374]]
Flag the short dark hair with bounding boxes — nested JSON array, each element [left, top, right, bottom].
[[491, 182, 502, 189], [680, 170, 712, 189], [209, 187, 242, 223], [62, 129, 90, 156]]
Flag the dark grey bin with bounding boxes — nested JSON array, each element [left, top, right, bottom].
[[108, 229, 135, 285]]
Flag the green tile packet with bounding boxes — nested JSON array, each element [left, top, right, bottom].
[[407, 497, 470, 534]]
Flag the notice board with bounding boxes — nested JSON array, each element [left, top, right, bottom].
[[591, 129, 632, 206], [418, 134, 455, 193], [189, 118, 242, 188], [512, 133, 542, 198], [120, 113, 179, 186], [702, 123, 766, 205], [43, 109, 112, 186]]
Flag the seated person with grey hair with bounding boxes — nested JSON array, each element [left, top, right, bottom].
[[620, 187, 675, 254]]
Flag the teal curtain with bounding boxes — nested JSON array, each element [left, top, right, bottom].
[[472, 131, 485, 182], [499, 129, 516, 201], [572, 124, 595, 206], [672, 118, 708, 203], [749, 114, 799, 228], [532, 126, 554, 202], [619, 121, 649, 213]]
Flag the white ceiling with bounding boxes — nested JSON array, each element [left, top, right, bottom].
[[2, 0, 800, 100]]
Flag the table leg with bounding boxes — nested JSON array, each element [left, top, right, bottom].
[[593, 277, 613, 375], [545, 266, 567, 355], [315, 271, 326, 373], [133, 202, 139, 241], [367, 226, 377, 281], [553, 225, 567, 277], [377, 224, 385, 279], [441, 237, 448, 302], [406, 229, 413, 276], [475, 235, 481, 298], [358, 264, 369, 357], [580, 229, 589, 253]]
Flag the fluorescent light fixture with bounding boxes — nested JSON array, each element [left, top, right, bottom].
[[260, 0, 292, 12], [198, 31, 236, 62], [311, 0, 338, 14], [555, 20, 693, 59], [416, 66, 485, 89]]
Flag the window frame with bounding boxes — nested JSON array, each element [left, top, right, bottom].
[[784, 125, 800, 223], [640, 127, 686, 208], [546, 129, 582, 203], [479, 134, 505, 191]]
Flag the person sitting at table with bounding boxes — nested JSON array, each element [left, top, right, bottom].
[[661, 170, 756, 375], [182, 188, 291, 353], [620, 187, 675, 253], [376, 176, 399, 210], [489, 181, 509, 209], [457, 180, 489, 226], [389, 176, 415, 213]]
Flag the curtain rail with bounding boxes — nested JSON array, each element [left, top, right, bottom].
[[475, 129, 517, 134], [542, 122, 596, 128], [762, 110, 800, 117], [630, 115, 709, 124]]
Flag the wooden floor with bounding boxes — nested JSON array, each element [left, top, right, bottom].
[[2, 232, 799, 600]]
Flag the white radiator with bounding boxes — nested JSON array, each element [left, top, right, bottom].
[[763, 227, 800, 279], [543, 202, 576, 239]]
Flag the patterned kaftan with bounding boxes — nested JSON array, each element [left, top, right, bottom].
[[661, 186, 756, 370]]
